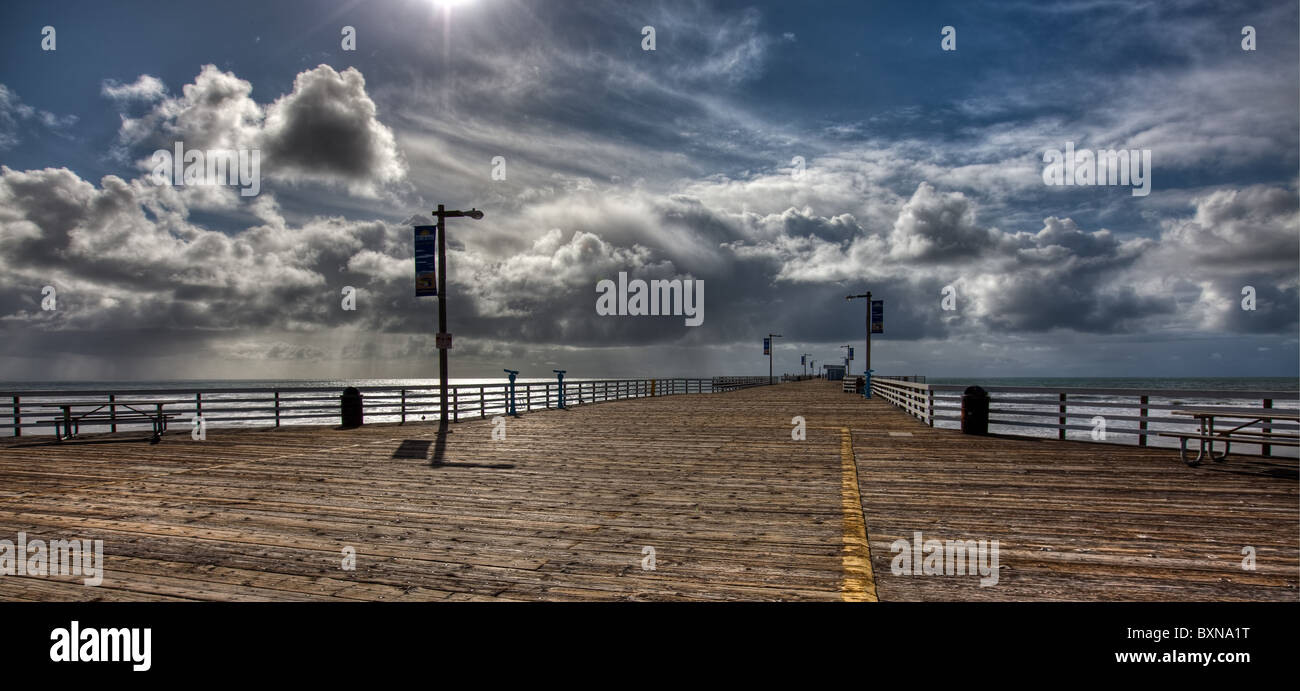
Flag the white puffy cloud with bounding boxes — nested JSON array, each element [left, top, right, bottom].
[[101, 75, 168, 103], [114, 64, 405, 196]]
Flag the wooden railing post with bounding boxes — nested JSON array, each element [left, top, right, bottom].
[[400, 389, 407, 424], [1138, 395, 1148, 446], [109, 394, 117, 433], [275, 391, 281, 427], [480, 386, 486, 419], [11, 396, 19, 438], [1262, 398, 1272, 457], [196, 392, 202, 417], [1058, 393, 1066, 440], [453, 388, 459, 422]]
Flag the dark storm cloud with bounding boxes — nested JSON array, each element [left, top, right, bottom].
[[1218, 283, 1299, 335], [983, 281, 1176, 334], [260, 66, 405, 187]]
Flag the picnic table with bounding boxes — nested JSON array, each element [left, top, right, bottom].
[[1161, 408, 1300, 466], [45, 400, 178, 443]]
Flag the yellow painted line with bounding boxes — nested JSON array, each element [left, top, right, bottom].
[[839, 426, 877, 602]]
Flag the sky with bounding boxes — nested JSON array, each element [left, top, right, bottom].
[[0, 0, 1297, 381]]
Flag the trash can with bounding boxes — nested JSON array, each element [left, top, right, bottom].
[[341, 387, 363, 428], [961, 385, 989, 435], [854, 376, 866, 394]]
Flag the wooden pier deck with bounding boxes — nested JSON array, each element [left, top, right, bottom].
[[0, 380, 1295, 601]]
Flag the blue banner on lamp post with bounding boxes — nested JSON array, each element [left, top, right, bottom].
[[763, 337, 770, 355], [870, 299, 883, 334], [413, 225, 438, 297]]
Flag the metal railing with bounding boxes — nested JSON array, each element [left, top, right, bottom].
[[1, 376, 772, 437], [871, 377, 1300, 456]]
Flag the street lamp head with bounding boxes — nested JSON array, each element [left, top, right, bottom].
[[466, 209, 484, 220]]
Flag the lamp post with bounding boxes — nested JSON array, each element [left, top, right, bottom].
[[432, 204, 483, 428], [802, 353, 811, 378], [846, 291, 875, 398], [841, 344, 853, 375], [845, 291, 871, 372], [767, 333, 783, 385]]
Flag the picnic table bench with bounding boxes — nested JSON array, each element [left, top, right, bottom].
[[1159, 408, 1300, 466], [39, 400, 180, 443]]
